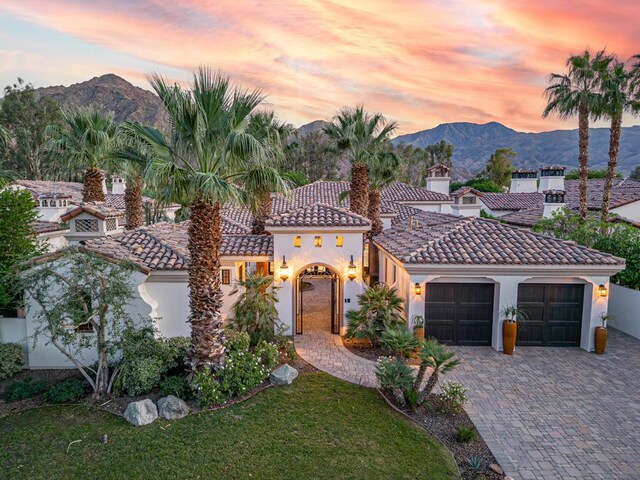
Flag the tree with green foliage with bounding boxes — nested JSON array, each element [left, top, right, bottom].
[[543, 50, 611, 219], [124, 68, 269, 373], [450, 177, 502, 193], [324, 106, 398, 217], [46, 109, 117, 203], [0, 78, 63, 179], [424, 140, 453, 168], [415, 338, 460, 404], [533, 209, 640, 290], [367, 150, 400, 235], [284, 130, 341, 182], [629, 165, 640, 181], [345, 284, 405, 346], [484, 147, 516, 188], [19, 250, 138, 398], [564, 168, 622, 180], [0, 189, 45, 310], [599, 56, 640, 222]]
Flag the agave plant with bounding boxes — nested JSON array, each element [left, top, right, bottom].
[[500, 304, 528, 323]]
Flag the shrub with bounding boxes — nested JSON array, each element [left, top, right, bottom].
[[272, 335, 296, 361], [437, 380, 467, 414], [0, 343, 24, 380], [4, 376, 47, 402], [344, 284, 405, 346], [380, 327, 419, 358], [455, 424, 477, 443], [45, 378, 85, 403], [159, 375, 190, 399], [191, 371, 225, 408], [375, 356, 414, 393], [230, 272, 280, 344], [218, 337, 278, 398], [114, 327, 189, 396]]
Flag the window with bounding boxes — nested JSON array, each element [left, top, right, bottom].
[[105, 218, 118, 231], [75, 218, 99, 232], [363, 241, 370, 269], [76, 322, 94, 334], [221, 269, 231, 285], [314, 236, 322, 247], [293, 235, 301, 247], [335, 235, 343, 247], [392, 265, 397, 284], [384, 258, 388, 282], [238, 264, 244, 282], [462, 196, 477, 205]]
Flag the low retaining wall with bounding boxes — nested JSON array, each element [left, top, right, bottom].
[[609, 284, 640, 340]]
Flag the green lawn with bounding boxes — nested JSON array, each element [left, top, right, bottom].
[[0, 372, 459, 480]]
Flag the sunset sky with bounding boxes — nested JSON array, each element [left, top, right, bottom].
[[0, 0, 638, 134]]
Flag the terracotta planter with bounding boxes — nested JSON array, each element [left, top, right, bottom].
[[502, 321, 517, 355], [413, 327, 424, 340], [594, 327, 608, 355]]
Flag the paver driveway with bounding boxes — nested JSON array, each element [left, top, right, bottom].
[[449, 329, 640, 480]]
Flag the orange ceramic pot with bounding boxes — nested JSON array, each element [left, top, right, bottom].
[[502, 321, 517, 355], [594, 327, 607, 355]]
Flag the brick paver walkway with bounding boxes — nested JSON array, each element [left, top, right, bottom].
[[449, 329, 640, 480], [294, 277, 378, 387]]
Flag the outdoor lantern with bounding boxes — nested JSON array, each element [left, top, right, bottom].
[[347, 255, 357, 281], [598, 284, 608, 297], [279, 255, 291, 281], [414, 282, 422, 295]]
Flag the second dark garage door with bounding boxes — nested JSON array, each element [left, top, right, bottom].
[[424, 283, 494, 345], [517, 284, 584, 346]]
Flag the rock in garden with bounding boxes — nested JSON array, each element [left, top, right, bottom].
[[158, 395, 190, 420], [489, 464, 504, 475], [270, 364, 298, 386], [124, 399, 158, 426]]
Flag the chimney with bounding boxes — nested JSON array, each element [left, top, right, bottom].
[[111, 175, 126, 195], [424, 164, 451, 195], [450, 187, 482, 217], [542, 190, 566, 218], [101, 175, 108, 195], [510, 169, 538, 193], [37, 193, 72, 222], [538, 166, 565, 193]]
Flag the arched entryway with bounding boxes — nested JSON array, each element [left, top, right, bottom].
[[294, 264, 342, 335]]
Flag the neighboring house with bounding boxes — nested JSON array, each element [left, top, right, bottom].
[[481, 166, 640, 228], [7, 177, 179, 250], [8, 172, 625, 368]]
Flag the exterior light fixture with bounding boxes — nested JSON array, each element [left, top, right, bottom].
[[347, 255, 357, 281], [414, 282, 422, 295], [598, 284, 608, 297], [279, 255, 291, 281]]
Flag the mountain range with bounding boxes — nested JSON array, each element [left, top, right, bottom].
[[31, 74, 640, 175], [393, 121, 640, 175]]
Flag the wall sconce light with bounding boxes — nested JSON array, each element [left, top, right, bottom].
[[598, 284, 608, 297], [414, 282, 422, 295], [279, 255, 291, 281], [347, 255, 357, 281]]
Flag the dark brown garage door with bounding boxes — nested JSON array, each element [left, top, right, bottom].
[[424, 283, 494, 345], [517, 284, 584, 346]]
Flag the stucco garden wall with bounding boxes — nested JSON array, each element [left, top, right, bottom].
[[609, 284, 640, 340]]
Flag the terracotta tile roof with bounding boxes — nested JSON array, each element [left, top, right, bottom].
[[380, 202, 423, 225], [564, 179, 640, 210], [450, 187, 484, 198], [61, 203, 125, 221], [374, 212, 623, 266], [82, 222, 272, 271], [381, 182, 451, 202], [32, 221, 69, 235], [266, 203, 371, 228], [291, 181, 350, 208], [481, 192, 544, 211], [499, 208, 544, 227]]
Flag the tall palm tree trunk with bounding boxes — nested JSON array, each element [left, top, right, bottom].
[[367, 189, 383, 236], [601, 114, 622, 222], [124, 175, 143, 230], [187, 199, 225, 372], [350, 162, 369, 216], [251, 190, 272, 235], [83, 167, 106, 202], [577, 104, 590, 220]]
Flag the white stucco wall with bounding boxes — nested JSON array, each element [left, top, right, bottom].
[[612, 201, 640, 224], [609, 284, 640, 340], [270, 228, 367, 335]]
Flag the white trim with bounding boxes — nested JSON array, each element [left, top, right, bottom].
[[266, 226, 370, 234]]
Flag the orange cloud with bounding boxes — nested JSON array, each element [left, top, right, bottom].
[[0, 0, 638, 133]]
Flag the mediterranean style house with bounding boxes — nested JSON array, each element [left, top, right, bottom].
[[5, 165, 626, 368]]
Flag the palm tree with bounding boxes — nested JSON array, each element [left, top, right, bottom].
[[0, 123, 10, 149], [367, 150, 400, 236], [124, 68, 267, 372], [543, 50, 611, 219], [238, 111, 292, 234], [324, 106, 397, 217], [229, 272, 280, 342], [415, 338, 460, 404], [46, 110, 117, 202], [600, 57, 640, 221]]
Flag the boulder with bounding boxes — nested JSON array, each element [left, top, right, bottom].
[[124, 399, 158, 426], [270, 364, 298, 386], [158, 395, 190, 420]]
